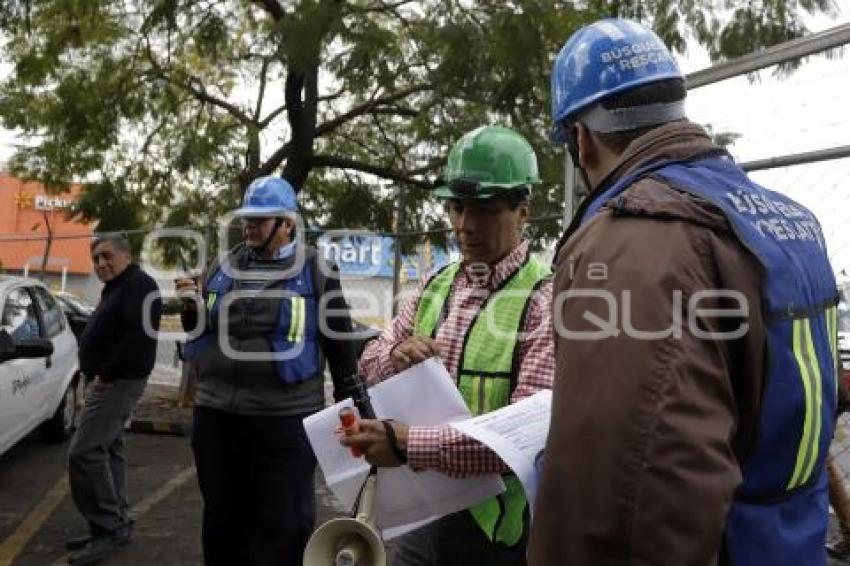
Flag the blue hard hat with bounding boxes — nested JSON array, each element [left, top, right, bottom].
[[550, 18, 683, 143], [235, 176, 298, 217]]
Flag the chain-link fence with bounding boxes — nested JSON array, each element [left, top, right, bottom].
[[680, 22, 850, 550], [0, 215, 559, 392], [0, 215, 560, 317]]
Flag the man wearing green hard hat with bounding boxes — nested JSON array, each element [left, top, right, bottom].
[[342, 125, 555, 565]]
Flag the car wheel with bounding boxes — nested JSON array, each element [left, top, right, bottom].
[[40, 376, 79, 443]]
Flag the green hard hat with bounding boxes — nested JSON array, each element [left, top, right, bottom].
[[433, 125, 541, 200]]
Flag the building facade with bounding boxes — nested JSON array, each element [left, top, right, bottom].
[[0, 173, 97, 299]]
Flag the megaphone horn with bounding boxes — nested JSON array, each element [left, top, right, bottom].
[[304, 473, 386, 566]]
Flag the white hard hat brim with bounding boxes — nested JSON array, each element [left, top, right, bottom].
[[233, 206, 296, 218]]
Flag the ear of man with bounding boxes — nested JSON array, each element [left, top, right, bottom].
[[517, 200, 530, 223], [575, 123, 599, 171]]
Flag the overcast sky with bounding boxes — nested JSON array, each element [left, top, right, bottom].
[[1, 8, 848, 275], [679, 9, 850, 277]]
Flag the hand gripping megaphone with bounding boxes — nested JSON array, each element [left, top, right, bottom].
[[303, 471, 385, 566], [304, 374, 387, 566]]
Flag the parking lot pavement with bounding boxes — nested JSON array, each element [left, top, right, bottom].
[[0, 430, 347, 565]]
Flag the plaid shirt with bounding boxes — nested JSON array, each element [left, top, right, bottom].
[[358, 241, 554, 477]]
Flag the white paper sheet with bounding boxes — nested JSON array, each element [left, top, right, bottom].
[[449, 390, 552, 509], [303, 358, 505, 539]]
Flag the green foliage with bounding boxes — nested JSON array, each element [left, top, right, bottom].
[[71, 178, 144, 231], [0, 0, 838, 242]]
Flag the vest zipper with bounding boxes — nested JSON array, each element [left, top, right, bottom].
[[491, 492, 507, 542]]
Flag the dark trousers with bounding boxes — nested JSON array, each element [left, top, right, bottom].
[[191, 406, 317, 566], [389, 510, 527, 566], [68, 378, 147, 534]]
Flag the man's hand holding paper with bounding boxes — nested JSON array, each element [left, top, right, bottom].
[[389, 336, 441, 372], [341, 419, 409, 468], [303, 358, 505, 539]]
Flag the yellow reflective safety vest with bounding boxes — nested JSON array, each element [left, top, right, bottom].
[[413, 254, 551, 547]]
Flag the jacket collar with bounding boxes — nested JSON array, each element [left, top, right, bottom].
[[103, 263, 139, 293], [559, 120, 723, 251]]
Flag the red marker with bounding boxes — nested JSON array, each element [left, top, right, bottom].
[[339, 407, 363, 458]]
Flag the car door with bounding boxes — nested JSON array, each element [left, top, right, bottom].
[[31, 285, 77, 418], [0, 286, 47, 454]]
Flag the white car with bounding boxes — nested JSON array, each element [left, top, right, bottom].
[[0, 276, 80, 456]]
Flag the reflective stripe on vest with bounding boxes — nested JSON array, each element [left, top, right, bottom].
[[413, 254, 551, 547], [826, 305, 839, 382], [787, 317, 824, 490], [287, 296, 306, 343], [578, 154, 838, 565]]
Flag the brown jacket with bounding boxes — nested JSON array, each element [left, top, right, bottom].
[[529, 121, 766, 566]]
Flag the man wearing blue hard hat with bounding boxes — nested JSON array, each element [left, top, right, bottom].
[[176, 176, 360, 565], [530, 18, 840, 566]]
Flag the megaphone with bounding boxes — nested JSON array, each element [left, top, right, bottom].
[[303, 473, 386, 566]]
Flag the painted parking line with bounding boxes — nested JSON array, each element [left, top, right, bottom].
[[0, 466, 196, 566], [49, 466, 197, 566], [0, 476, 69, 566], [128, 465, 196, 516]]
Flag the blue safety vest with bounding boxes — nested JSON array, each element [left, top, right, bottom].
[[183, 258, 321, 385], [578, 153, 840, 565]]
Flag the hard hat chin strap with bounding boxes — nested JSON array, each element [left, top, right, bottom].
[[252, 217, 285, 255], [563, 124, 594, 202], [580, 100, 686, 133]]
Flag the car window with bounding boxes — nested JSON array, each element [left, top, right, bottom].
[[1, 288, 42, 341], [32, 287, 65, 338]]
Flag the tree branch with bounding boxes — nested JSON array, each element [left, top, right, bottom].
[[408, 157, 445, 176], [370, 112, 405, 168], [349, 0, 417, 14], [335, 130, 378, 156], [311, 155, 433, 189], [259, 103, 287, 128], [370, 106, 419, 118], [252, 0, 285, 20], [142, 36, 255, 127], [139, 118, 169, 158], [184, 77, 254, 126], [318, 87, 347, 103], [315, 83, 433, 137], [254, 57, 271, 121], [281, 67, 318, 190], [253, 141, 292, 177]]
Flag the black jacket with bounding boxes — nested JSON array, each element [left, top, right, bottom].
[[79, 264, 162, 382]]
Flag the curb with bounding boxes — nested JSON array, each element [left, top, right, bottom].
[[127, 418, 190, 437]]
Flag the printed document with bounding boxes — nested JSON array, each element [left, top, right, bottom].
[[450, 389, 552, 509], [303, 358, 505, 539]]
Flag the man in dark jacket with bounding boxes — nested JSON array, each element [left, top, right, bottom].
[[530, 18, 840, 566], [175, 176, 360, 566], [68, 234, 161, 565]]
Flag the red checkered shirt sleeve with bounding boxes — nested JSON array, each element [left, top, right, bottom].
[[358, 280, 424, 386], [407, 279, 555, 477]]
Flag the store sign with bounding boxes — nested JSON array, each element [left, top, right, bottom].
[[319, 236, 384, 268], [34, 195, 76, 211], [14, 191, 34, 210], [317, 235, 455, 279], [14, 191, 77, 211]]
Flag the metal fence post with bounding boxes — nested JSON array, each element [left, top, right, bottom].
[[391, 186, 405, 315]]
